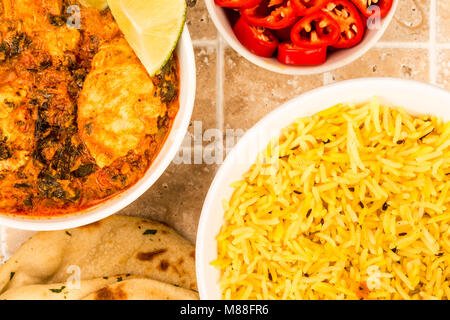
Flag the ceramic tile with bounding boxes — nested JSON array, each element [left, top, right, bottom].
[[329, 48, 430, 82], [223, 48, 323, 131], [437, 0, 450, 43], [437, 49, 450, 89], [186, 0, 217, 41], [381, 0, 430, 42]]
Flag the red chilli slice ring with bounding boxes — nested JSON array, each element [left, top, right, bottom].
[[290, 11, 340, 48]]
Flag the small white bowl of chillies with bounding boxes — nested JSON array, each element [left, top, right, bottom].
[[206, 0, 398, 75]]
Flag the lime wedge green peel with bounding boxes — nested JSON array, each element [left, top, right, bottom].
[[107, 0, 186, 76]]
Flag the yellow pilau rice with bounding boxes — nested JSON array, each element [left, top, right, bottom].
[[213, 98, 450, 300]]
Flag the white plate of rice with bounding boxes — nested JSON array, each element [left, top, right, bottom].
[[196, 78, 450, 300]]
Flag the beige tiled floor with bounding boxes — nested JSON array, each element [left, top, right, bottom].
[[329, 48, 430, 82], [186, 0, 216, 41], [119, 0, 449, 242], [381, 0, 430, 42], [223, 48, 324, 131], [437, 49, 450, 90], [437, 0, 450, 43]]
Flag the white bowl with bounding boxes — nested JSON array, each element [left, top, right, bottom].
[[196, 78, 450, 299], [0, 27, 196, 231], [205, 0, 398, 75]]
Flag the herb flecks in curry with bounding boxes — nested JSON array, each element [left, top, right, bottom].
[[0, 0, 180, 216]]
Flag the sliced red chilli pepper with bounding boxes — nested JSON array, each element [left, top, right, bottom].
[[290, 11, 340, 48], [277, 42, 327, 65], [214, 0, 263, 9], [224, 6, 242, 27], [291, 0, 327, 16], [233, 17, 279, 57], [273, 26, 293, 41], [350, 0, 393, 18], [320, 0, 364, 48], [242, 0, 298, 30]]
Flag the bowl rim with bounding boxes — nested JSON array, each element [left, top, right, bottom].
[[196, 77, 450, 299], [205, 0, 399, 75], [0, 26, 196, 231]]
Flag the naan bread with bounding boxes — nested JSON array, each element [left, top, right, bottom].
[[0, 276, 199, 300], [83, 278, 199, 300], [0, 275, 123, 300], [0, 215, 197, 295]]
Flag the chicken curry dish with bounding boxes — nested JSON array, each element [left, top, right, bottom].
[[0, 0, 180, 216]]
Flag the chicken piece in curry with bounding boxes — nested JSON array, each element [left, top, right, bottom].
[[0, 0, 180, 216]]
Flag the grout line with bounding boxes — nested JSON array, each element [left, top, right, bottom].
[[323, 72, 335, 85], [221, 39, 230, 49], [437, 43, 450, 49], [216, 35, 225, 134], [429, 0, 438, 85]]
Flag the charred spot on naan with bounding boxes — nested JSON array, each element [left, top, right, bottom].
[[159, 260, 169, 271], [93, 284, 127, 300], [136, 249, 168, 262]]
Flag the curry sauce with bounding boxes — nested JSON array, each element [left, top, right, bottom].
[[0, 0, 180, 216]]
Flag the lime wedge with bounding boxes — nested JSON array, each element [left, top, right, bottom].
[[107, 0, 186, 76], [78, 0, 108, 10]]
